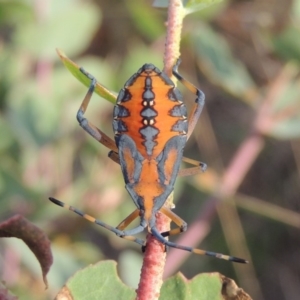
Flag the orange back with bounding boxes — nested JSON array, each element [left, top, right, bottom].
[[113, 64, 188, 218]]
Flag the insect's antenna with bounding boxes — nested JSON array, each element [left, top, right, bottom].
[[193, 248, 248, 263], [151, 227, 248, 263], [48, 197, 145, 247]]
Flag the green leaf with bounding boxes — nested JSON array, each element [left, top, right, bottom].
[[192, 24, 256, 104], [57, 49, 117, 104], [271, 118, 300, 139], [152, 0, 169, 8], [272, 26, 300, 63], [188, 273, 222, 300], [127, 1, 165, 40], [183, 0, 223, 12], [153, 0, 223, 13], [60, 261, 135, 300], [160, 272, 222, 300], [55, 261, 251, 300], [0, 117, 14, 151], [14, 2, 101, 59], [160, 273, 188, 300], [266, 65, 300, 139]]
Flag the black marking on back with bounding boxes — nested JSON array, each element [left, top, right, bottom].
[[126, 64, 160, 92], [113, 105, 130, 118], [141, 107, 157, 118], [169, 104, 187, 118], [117, 88, 132, 103], [124, 71, 140, 88], [168, 88, 182, 102], [153, 135, 187, 211], [139, 64, 156, 74], [159, 71, 174, 86], [143, 77, 155, 102], [116, 134, 144, 185], [139, 75, 160, 156], [139, 126, 159, 156], [171, 119, 188, 133], [113, 119, 128, 134]]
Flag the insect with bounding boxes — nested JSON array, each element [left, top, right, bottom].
[[49, 59, 247, 263]]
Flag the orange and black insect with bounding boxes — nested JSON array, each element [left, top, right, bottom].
[[49, 60, 247, 263]]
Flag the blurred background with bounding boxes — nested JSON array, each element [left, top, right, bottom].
[[0, 0, 300, 299]]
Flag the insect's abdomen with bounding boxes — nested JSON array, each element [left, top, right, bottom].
[[113, 64, 188, 159]]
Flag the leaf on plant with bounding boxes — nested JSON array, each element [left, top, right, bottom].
[[53, 260, 251, 300], [160, 272, 252, 300], [15, 2, 101, 59], [55, 260, 135, 300], [56, 49, 117, 104], [192, 24, 257, 105], [272, 26, 300, 63], [255, 63, 300, 140], [268, 70, 300, 140], [0, 215, 53, 288], [183, 0, 223, 12], [160, 272, 221, 300], [152, 0, 169, 8], [127, 1, 165, 40], [153, 0, 222, 12]]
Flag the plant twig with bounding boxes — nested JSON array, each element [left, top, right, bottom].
[[136, 196, 172, 300], [163, 0, 184, 77], [136, 1, 185, 299]]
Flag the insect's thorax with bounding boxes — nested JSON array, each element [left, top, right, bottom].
[[113, 64, 188, 159]]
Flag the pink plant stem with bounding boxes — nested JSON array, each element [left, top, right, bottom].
[[136, 1, 185, 299], [163, 0, 184, 77], [136, 211, 169, 300], [217, 131, 264, 197], [164, 131, 265, 278]]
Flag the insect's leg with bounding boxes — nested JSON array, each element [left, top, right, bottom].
[[76, 68, 118, 152], [150, 224, 248, 263], [116, 210, 146, 236], [172, 59, 205, 140], [108, 150, 120, 165], [116, 209, 140, 230], [49, 197, 145, 246], [159, 206, 187, 237], [178, 156, 207, 178], [172, 61, 207, 177]]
